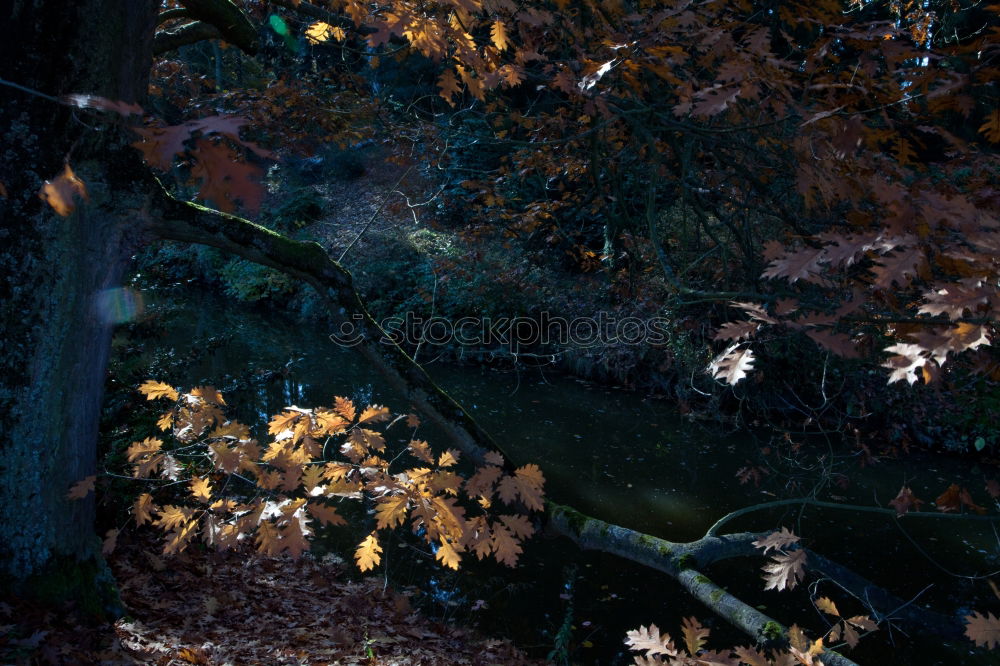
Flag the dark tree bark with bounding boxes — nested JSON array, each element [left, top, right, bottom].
[[0, 0, 159, 605]]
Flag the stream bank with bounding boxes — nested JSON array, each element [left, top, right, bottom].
[[97, 285, 1000, 664]]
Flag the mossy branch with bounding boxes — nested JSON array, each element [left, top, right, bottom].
[[546, 501, 963, 665], [149, 190, 503, 469]]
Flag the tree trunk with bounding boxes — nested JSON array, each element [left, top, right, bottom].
[[0, 0, 158, 606]]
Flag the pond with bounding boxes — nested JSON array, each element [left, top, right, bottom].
[[110, 286, 1000, 665]]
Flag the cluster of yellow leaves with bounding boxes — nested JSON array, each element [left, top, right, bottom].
[[357, 444, 543, 572], [72, 380, 543, 573]]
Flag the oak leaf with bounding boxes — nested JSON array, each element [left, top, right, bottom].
[[815, 597, 840, 617], [375, 495, 410, 529], [435, 540, 462, 570], [355, 533, 382, 571], [496, 464, 545, 511], [190, 385, 225, 405], [189, 138, 264, 214], [67, 475, 96, 500], [624, 624, 678, 657], [965, 611, 1000, 649], [358, 404, 390, 424], [134, 493, 156, 526], [437, 449, 460, 468], [707, 345, 755, 385], [762, 549, 807, 591], [680, 616, 709, 655], [126, 437, 163, 462], [333, 396, 356, 422], [139, 380, 179, 401], [189, 477, 213, 503], [490, 19, 510, 51], [307, 501, 347, 526], [491, 522, 522, 566]]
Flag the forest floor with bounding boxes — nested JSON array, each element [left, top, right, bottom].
[[0, 534, 541, 665]]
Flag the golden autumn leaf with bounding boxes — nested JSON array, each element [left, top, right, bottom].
[[154, 505, 194, 531], [406, 413, 421, 428], [139, 380, 179, 401], [500, 514, 534, 539], [67, 475, 96, 500], [409, 439, 435, 463], [305, 20, 334, 44], [39, 164, 88, 217], [134, 493, 156, 526], [189, 476, 213, 503], [190, 385, 225, 405], [256, 520, 283, 556], [300, 464, 326, 494], [375, 494, 410, 529], [355, 533, 382, 571], [435, 540, 462, 570], [156, 410, 174, 431], [437, 449, 460, 468], [333, 396, 356, 422], [438, 69, 462, 105], [358, 404, 390, 424], [496, 464, 545, 511], [164, 519, 199, 555], [816, 597, 840, 617], [490, 19, 510, 51], [268, 409, 303, 437], [466, 464, 502, 498]]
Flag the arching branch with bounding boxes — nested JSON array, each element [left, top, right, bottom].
[[153, 0, 258, 55], [153, 21, 223, 55]]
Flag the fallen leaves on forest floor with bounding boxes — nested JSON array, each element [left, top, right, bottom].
[[1, 534, 541, 665]]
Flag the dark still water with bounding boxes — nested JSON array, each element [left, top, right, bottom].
[[109, 287, 1000, 665]]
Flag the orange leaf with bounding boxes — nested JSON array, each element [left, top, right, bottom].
[[39, 164, 88, 217]]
